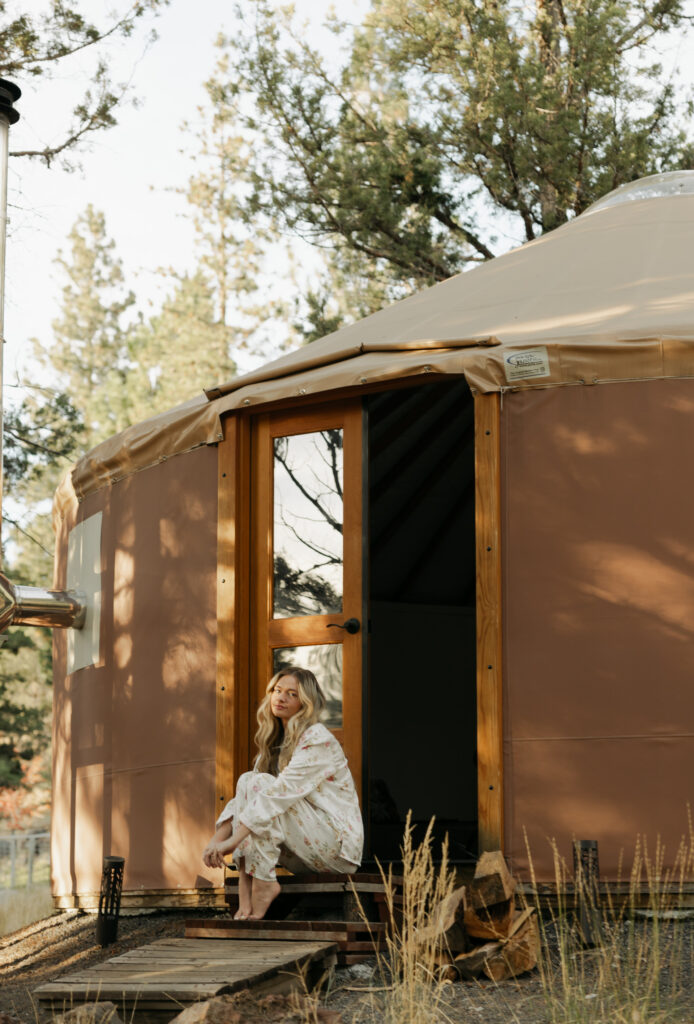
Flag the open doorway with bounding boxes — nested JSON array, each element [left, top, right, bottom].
[[365, 379, 477, 863]]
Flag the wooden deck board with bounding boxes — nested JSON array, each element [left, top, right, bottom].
[[34, 937, 338, 1021]]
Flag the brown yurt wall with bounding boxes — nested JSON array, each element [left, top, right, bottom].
[[503, 378, 694, 880], [52, 445, 219, 906]]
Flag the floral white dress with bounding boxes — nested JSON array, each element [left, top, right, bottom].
[[216, 723, 364, 881]]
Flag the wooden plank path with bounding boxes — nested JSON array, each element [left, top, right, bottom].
[[34, 937, 338, 1022]]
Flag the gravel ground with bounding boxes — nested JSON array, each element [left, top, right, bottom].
[[4, 909, 694, 1024]]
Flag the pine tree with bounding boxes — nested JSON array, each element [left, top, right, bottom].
[[30, 205, 135, 453], [173, 48, 314, 363], [218, 0, 694, 294], [128, 271, 235, 410]]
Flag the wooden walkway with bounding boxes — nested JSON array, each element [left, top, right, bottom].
[[34, 937, 338, 1023]]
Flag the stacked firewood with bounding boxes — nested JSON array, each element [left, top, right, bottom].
[[419, 851, 539, 982]]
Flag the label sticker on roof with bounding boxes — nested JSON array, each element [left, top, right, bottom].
[[504, 347, 551, 382]]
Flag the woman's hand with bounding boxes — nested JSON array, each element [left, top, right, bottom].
[[202, 842, 228, 869], [202, 823, 251, 868], [202, 821, 234, 868]]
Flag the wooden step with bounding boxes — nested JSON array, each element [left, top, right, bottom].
[[222, 872, 403, 931], [185, 917, 387, 966], [223, 871, 403, 894]]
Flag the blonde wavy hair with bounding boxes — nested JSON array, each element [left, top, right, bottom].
[[254, 666, 327, 774]]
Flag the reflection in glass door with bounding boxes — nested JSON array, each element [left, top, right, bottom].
[[251, 403, 363, 792], [273, 645, 343, 729], [273, 429, 344, 619]]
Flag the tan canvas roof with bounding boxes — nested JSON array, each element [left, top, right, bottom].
[[56, 189, 694, 514]]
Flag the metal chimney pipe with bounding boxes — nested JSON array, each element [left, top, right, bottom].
[[0, 570, 86, 631], [0, 79, 20, 564]]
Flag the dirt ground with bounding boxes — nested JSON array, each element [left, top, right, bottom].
[[0, 908, 549, 1024]]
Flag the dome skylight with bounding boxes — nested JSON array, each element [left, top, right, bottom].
[[584, 171, 694, 215]]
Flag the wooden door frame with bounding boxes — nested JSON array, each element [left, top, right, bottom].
[[474, 392, 504, 853], [215, 382, 504, 853], [215, 414, 252, 819]]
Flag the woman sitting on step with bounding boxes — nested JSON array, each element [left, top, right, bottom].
[[202, 666, 363, 921]]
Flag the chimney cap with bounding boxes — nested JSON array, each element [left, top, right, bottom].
[[0, 79, 20, 125]]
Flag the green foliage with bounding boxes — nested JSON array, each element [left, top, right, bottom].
[[12, 0, 692, 800], [175, 49, 306, 361], [293, 289, 345, 344], [4, 393, 84, 493], [40, 204, 136, 451], [128, 271, 235, 410], [2, 0, 169, 168], [0, 626, 51, 789], [216, 0, 694, 292], [0, 1, 171, 802]]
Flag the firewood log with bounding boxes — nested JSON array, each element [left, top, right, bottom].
[[433, 950, 458, 982], [468, 851, 516, 909], [416, 884, 469, 954], [464, 897, 514, 940], [506, 906, 535, 939], [453, 941, 502, 979], [482, 911, 540, 982]]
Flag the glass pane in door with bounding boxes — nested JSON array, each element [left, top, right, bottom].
[[273, 429, 344, 618], [273, 644, 343, 729]]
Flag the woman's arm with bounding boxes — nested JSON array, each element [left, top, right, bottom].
[[202, 820, 233, 867], [217, 823, 251, 858], [238, 726, 335, 834], [202, 822, 253, 868]]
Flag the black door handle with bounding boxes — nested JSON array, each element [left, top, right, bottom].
[[326, 617, 361, 634]]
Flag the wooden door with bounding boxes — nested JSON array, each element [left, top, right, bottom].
[[250, 401, 364, 795]]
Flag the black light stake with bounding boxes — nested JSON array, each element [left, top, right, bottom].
[[574, 839, 601, 947], [96, 855, 125, 947]]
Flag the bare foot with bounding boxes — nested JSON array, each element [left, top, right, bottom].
[[235, 859, 252, 919], [249, 878, 281, 920]]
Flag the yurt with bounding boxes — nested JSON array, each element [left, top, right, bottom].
[[50, 172, 694, 908]]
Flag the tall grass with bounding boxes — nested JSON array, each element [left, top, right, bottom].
[[359, 814, 458, 1024], [525, 831, 694, 1024]]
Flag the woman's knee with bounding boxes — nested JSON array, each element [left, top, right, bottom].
[[235, 770, 276, 803], [233, 771, 253, 803]]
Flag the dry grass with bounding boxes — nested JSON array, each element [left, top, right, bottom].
[[525, 830, 694, 1024], [0, 882, 55, 938], [341, 820, 694, 1024], [347, 813, 458, 1024]]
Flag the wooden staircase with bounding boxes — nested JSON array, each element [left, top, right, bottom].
[[185, 872, 403, 965]]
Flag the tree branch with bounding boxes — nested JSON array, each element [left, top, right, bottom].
[[2, 514, 52, 557]]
